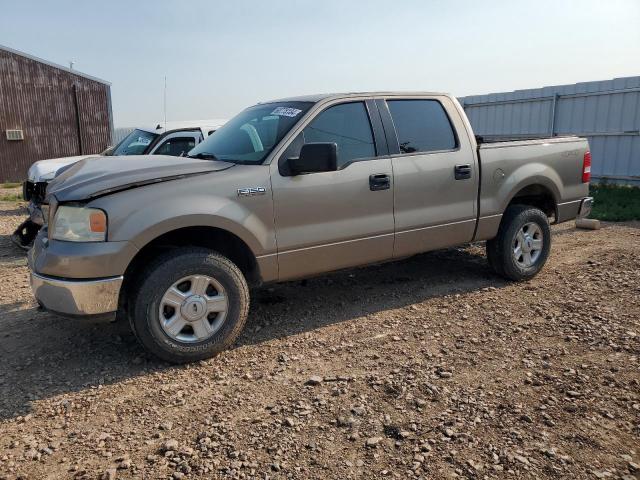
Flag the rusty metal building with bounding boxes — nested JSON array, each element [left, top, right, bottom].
[[0, 44, 112, 182]]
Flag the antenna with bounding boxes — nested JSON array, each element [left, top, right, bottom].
[[163, 76, 167, 131]]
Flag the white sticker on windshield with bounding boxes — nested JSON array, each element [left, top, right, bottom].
[[270, 107, 302, 117]]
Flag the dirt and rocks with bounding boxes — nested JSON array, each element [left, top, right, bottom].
[[0, 186, 22, 199], [0, 199, 638, 479]]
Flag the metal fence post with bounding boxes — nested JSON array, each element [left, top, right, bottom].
[[549, 94, 559, 137]]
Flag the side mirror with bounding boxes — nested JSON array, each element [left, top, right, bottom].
[[288, 143, 337, 175]]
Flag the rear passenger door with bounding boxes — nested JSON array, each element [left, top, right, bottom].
[[270, 100, 394, 281], [378, 96, 478, 257]]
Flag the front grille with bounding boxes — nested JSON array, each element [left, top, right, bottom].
[[23, 181, 33, 201], [23, 181, 48, 203]]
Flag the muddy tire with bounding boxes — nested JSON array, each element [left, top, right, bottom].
[[130, 248, 249, 363], [486, 205, 551, 281]]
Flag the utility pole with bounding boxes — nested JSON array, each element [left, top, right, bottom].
[[163, 76, 167, 130]]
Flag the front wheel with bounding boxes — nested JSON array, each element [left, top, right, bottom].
[[486, 205, 551, 281], [130, 248, 249, 363]]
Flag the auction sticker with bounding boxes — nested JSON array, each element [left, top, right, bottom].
[[271, 107, 302, 117]]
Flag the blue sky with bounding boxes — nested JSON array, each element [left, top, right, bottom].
[[2, 0, 639, 127]]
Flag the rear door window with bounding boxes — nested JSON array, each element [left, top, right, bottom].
[[387, 100, 457, 154]]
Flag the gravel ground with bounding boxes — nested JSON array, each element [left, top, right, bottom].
[[0, 186, 21, 198], [0, 200, 638, 480]]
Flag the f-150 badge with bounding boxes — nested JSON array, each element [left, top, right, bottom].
[[237, 187, 266, 197]]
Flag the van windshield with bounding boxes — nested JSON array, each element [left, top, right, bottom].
[[112, 129, 159, 156], [188, 102, 313, 164]]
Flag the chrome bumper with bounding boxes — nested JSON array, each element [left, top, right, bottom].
[[578, 196, 594, 218], [30, 272, 123, 316]]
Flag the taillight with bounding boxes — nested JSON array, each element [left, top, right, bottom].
[[582, 151, 591, 183]]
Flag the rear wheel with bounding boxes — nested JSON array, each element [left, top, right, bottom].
[[130, 248, 249, 363], [486, 205, 551, 281]]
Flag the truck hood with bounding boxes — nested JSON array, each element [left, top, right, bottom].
[[46, 155, 234, 202], [28, 155, 100, 182]]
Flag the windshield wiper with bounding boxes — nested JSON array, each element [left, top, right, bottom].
[[188, 152, 219, 160]]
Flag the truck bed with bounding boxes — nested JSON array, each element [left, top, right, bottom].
[[473, 135, 590, 241]]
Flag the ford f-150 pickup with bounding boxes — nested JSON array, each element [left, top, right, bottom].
[[28, 92, 593, 363]]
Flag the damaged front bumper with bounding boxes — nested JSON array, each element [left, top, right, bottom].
[[10, 201, 47, 249], [30, 272, 123, 317], [28, 230, 137, 318], [27, 200, 47, 226]]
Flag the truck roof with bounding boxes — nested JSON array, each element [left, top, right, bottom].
[[263, 92, 450, 104], [138, 119, 228, 135]]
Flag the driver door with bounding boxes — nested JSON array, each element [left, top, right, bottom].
[[270, 100, 394, 281]]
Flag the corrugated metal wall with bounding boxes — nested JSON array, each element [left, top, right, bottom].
[[460, 76, 640, 185], [0, 47, 112, 182]]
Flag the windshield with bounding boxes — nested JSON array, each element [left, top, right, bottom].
[[112, 129, 160, 156], [188, 101, 313, 164]]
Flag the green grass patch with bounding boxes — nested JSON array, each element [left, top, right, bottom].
[[0, 192, 23, 202], [0, 193, 22, 202], [590, 184, 640, 221], [1, 182, 21, 188]]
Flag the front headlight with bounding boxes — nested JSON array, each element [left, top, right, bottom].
[[51, 206, 107, 242]]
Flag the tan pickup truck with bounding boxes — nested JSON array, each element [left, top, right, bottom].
[[29, 92, 593, 363]]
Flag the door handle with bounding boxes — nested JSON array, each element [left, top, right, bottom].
[[454, 164, 472, 180], [369, 174, 390, 191]]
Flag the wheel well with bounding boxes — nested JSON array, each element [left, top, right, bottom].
[[507, 184, 557, 220], [118, 227, 260, 317], [125, 226, 260, 285]]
